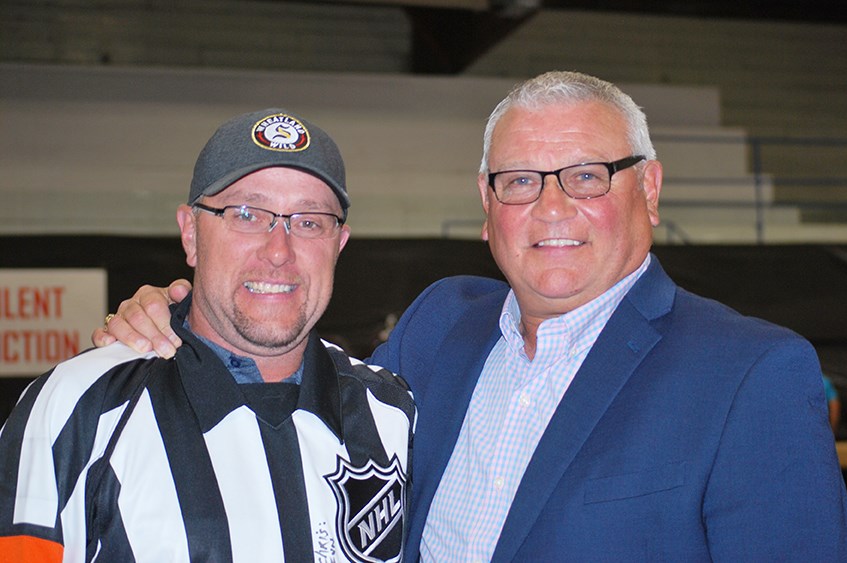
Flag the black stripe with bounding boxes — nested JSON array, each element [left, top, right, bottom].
[[86, 465, 135, 562], [55, 359, 152, 515], [260, 421, 314, 561], [339, 375, 391, 468], [147, 366, 234, 563], [357, 370, 416, 429], [0, 371, 51, 534]]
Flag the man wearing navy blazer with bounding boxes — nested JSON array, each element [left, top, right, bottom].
[[368, 71, 847, 561], [98, 71, 847, 560]]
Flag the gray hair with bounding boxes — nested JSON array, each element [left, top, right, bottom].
[[479, 71, 656, 174]]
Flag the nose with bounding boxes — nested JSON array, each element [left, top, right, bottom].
[[532, 174, 578, 221], [257, 222, 295, 267]]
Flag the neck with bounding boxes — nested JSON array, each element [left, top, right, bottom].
[[252, 345, 307, 383], [519, 320, 539, 361], [186, 306, 310, 383]]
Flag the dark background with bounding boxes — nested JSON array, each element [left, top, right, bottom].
[[3, 236, 847, 434]]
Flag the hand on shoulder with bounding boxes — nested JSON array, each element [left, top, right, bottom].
[[92, 279, 191, 359]]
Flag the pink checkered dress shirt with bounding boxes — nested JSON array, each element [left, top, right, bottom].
[[419, 256, 650, 562]]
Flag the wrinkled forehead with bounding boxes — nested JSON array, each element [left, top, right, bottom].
[[497, 100, 626, 135], [490, 101, 630, 164]]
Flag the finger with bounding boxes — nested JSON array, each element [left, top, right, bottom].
[[110, 299, 174, 358], [91, 326, 117, 347], [104, 310, 157, 355], [168, 279, 192, 303], [132, 285, 183, 351]]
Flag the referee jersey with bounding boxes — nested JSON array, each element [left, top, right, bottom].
[[0, 298, 415, 562]]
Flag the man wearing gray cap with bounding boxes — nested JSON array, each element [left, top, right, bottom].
[[90, 71, 847, 561], [0, 109, 415, 562]]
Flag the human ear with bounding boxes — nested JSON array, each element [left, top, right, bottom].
[[337, 224, 351, 253], [176, 205, 199, 267], [478, 173, 491, 241], [641, 160, 663, 227]]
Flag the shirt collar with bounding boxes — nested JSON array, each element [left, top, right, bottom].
[[499, 254, 652, 360], [170, 294, 344, 441], [188, 323, 304, 385]]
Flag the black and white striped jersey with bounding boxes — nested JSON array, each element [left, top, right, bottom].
[[0, 299, 415, 562]]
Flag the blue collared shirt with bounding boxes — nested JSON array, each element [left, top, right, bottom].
[[189, 323, 304, 385]]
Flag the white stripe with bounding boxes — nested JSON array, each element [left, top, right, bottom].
[[366, 389, 411, 472], [205, 406, 285, 563], [293, 409, 350, 560], [14, 343, 152, 526], [111, 391, 190, 561]]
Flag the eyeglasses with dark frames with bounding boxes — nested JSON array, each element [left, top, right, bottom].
[[488, 155, 646, 205], [193, 203, 344, 239]]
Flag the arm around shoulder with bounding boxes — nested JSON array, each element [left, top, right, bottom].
[[92, 280, 191, 358]]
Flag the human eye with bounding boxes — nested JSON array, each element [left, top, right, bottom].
[[226, 206, 257, 222], [562, 165, 609, 196], [570, 168, 603, 183], [502, 172, 538, 187], [290, 213, 332, 236], [495, 171, 540, 197], [572, 164, 609, 183], [224, 206, 268, 232]]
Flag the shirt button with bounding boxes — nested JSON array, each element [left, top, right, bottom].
[[493, 477, 504, 490], [519, 393, 531, 408]]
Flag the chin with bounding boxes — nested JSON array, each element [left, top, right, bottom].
[[240, 328, 302, 351], [535, 270, 583, 292]]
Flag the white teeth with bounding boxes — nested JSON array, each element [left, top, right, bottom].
[[244, 281, 296, 294], [536, 239, 582, 247]]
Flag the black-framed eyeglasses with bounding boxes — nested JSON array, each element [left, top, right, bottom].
[[488, 155, 646, 205], [193, 203, 345, 239]]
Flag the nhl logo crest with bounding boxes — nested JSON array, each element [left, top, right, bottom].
[[325, 455, 406, 563]]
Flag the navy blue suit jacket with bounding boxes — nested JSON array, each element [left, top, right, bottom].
[[370, 256, 847, 561]]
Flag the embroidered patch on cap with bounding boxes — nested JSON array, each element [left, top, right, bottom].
[[252, 113, 311, 152]]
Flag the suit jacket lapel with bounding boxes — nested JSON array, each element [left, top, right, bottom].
[[491, 256, 675, 562]]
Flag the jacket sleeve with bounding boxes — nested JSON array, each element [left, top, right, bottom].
[[703, 335, 847, 560]]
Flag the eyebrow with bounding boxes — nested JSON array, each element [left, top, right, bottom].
[[219, 193, 340, 214]]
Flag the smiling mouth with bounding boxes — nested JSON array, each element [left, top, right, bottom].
[[535, 238, 583, 248], [244, 281, 296, 294]]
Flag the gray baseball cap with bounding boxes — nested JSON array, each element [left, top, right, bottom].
[[189, 108, 349, 214]]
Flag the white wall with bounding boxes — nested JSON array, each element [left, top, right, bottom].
[[0, 63, 723, 238]]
